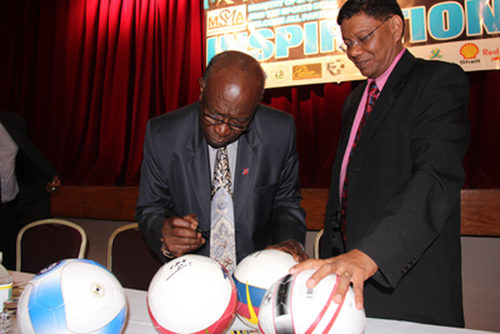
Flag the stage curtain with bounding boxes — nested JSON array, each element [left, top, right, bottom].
[[0, 0, 499, 188], [0, 0, 204, 185]]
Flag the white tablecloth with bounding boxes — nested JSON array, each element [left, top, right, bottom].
[[9, 271, 498, 334]]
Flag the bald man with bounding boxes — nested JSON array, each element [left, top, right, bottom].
[[136, 51, 307, 267]]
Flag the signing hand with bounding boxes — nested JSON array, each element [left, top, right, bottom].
[[289, 249, 378, 309], [160, 213, 205, 258]]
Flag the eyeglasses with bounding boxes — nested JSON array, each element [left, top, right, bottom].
[[202, 111, 251, 132], [339, 16, 393, 52]]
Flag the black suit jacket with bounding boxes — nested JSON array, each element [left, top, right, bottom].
[[0, 112, 56, 218], [321, 51, 470, 326], [136, 102, 306, 263]]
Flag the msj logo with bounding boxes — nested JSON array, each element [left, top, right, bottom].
[[206, 5, 247, 37]]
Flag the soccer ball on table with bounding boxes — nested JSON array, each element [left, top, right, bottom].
[[232, 249, 298, 329], [258, 269, 366, 334], [16, 258, 127, 334], [147, 254, 237, 334]]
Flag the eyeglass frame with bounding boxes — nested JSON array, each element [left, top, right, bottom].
[[339, 15, 393, 53], [201, 100, 253, 132]]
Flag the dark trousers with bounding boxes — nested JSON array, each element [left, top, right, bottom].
[[0, 198, 21, 270]]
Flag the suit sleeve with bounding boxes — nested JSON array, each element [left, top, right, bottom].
[[269, 119, 307, 246], [135, 121, 176, 259], [355, 63, 470, 288]]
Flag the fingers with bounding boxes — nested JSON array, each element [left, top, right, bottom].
[[290, 258, 324, 277], [289, 249, 377, 309], [333, 271, 352, 304], [161, 216, 205, 257], [351, 278, 365, 310]]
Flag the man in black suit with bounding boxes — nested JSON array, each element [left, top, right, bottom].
[[0, 112, 61, 270], [136, 51, 307, 269], [291, 0, 469, 327]]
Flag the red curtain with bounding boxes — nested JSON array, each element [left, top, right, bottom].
[[0, 0, 499, 188]]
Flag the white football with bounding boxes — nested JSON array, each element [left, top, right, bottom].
[[17, 259, 127, 334], [233, 249, 298, 329], [258, 269, 366, 334], [147, 254, 237, 334]]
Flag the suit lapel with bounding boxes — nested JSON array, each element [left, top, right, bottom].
[[184, 110, 211, 225], [233, 123, 260, 223], [354, 51, 416, 154], [337, 86, 365, 166]]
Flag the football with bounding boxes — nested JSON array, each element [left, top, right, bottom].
[[258, 269, 366, 334], [16, 258, 127, 334], [233, 249, 298, 329], [147, 254, 237, 334]]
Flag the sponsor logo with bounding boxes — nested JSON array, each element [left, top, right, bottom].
[[459, 43, 480, 65], [271, 66, 288, 81], [460, 43, 479, 60], [326, 59, 346, 76], [206, 5, 246, 36], [483, 47, 499, 62], [292, 63, 322, 80], [428, 48, 443, 60]]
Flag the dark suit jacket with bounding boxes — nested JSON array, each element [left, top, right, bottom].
[[135, 102, 306, 263], [321, 51, 470, 326], [0, 112, 56, 219]]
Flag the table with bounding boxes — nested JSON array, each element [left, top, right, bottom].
[[8, 272, 498, 334]]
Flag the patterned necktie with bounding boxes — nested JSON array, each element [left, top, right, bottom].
[[210, 146, 236, 274], [340, 81, 379, 230]]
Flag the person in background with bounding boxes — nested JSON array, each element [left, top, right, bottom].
[[0, 111, 61, 270], [291, 0, 470, 327], [135, 50, 307, 274]]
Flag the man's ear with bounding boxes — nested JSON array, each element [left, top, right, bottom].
[[390, 15, 404, 41]]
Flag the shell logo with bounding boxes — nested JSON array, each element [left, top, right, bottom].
[[460, 43, 479, 59]]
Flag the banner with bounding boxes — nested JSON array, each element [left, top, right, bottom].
[[204, 0, 500, 88]]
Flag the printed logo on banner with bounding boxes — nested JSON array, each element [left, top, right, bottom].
[[483, 48, 499, 62], [206, 4, 247, 36], [292, 63, 322, 80], [271, 66, 288, 82], [326, 59, 346, 76], [428, 48, 443, 60], [460, 43, 479, 60], [459, 43, 480, 65]]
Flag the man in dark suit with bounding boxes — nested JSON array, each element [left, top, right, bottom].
[[135, 51, 307, 269], [291, 0, 470, 327], [0, 112, 61, 269]]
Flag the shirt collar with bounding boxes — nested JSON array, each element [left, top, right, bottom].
[[372, 48, 406, 90]]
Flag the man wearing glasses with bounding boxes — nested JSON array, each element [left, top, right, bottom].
[[136, 51, 307, 273], [292, 0, 469, 327]]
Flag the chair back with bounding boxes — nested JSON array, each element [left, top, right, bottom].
[[16, 218, 87, 273], [107, 223, 163, 290], [314, 228, 324, 259]]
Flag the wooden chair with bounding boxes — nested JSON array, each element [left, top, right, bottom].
[[107, 223, 163, 290], [16, 218, 87, 273]]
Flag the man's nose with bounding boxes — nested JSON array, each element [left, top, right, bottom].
[[214, 122, 231, 136]]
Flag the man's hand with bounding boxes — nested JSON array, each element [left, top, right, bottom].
[[266, 239, 309, 262], [160, 214, 205, 258], [289, 249, 378, 309]]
